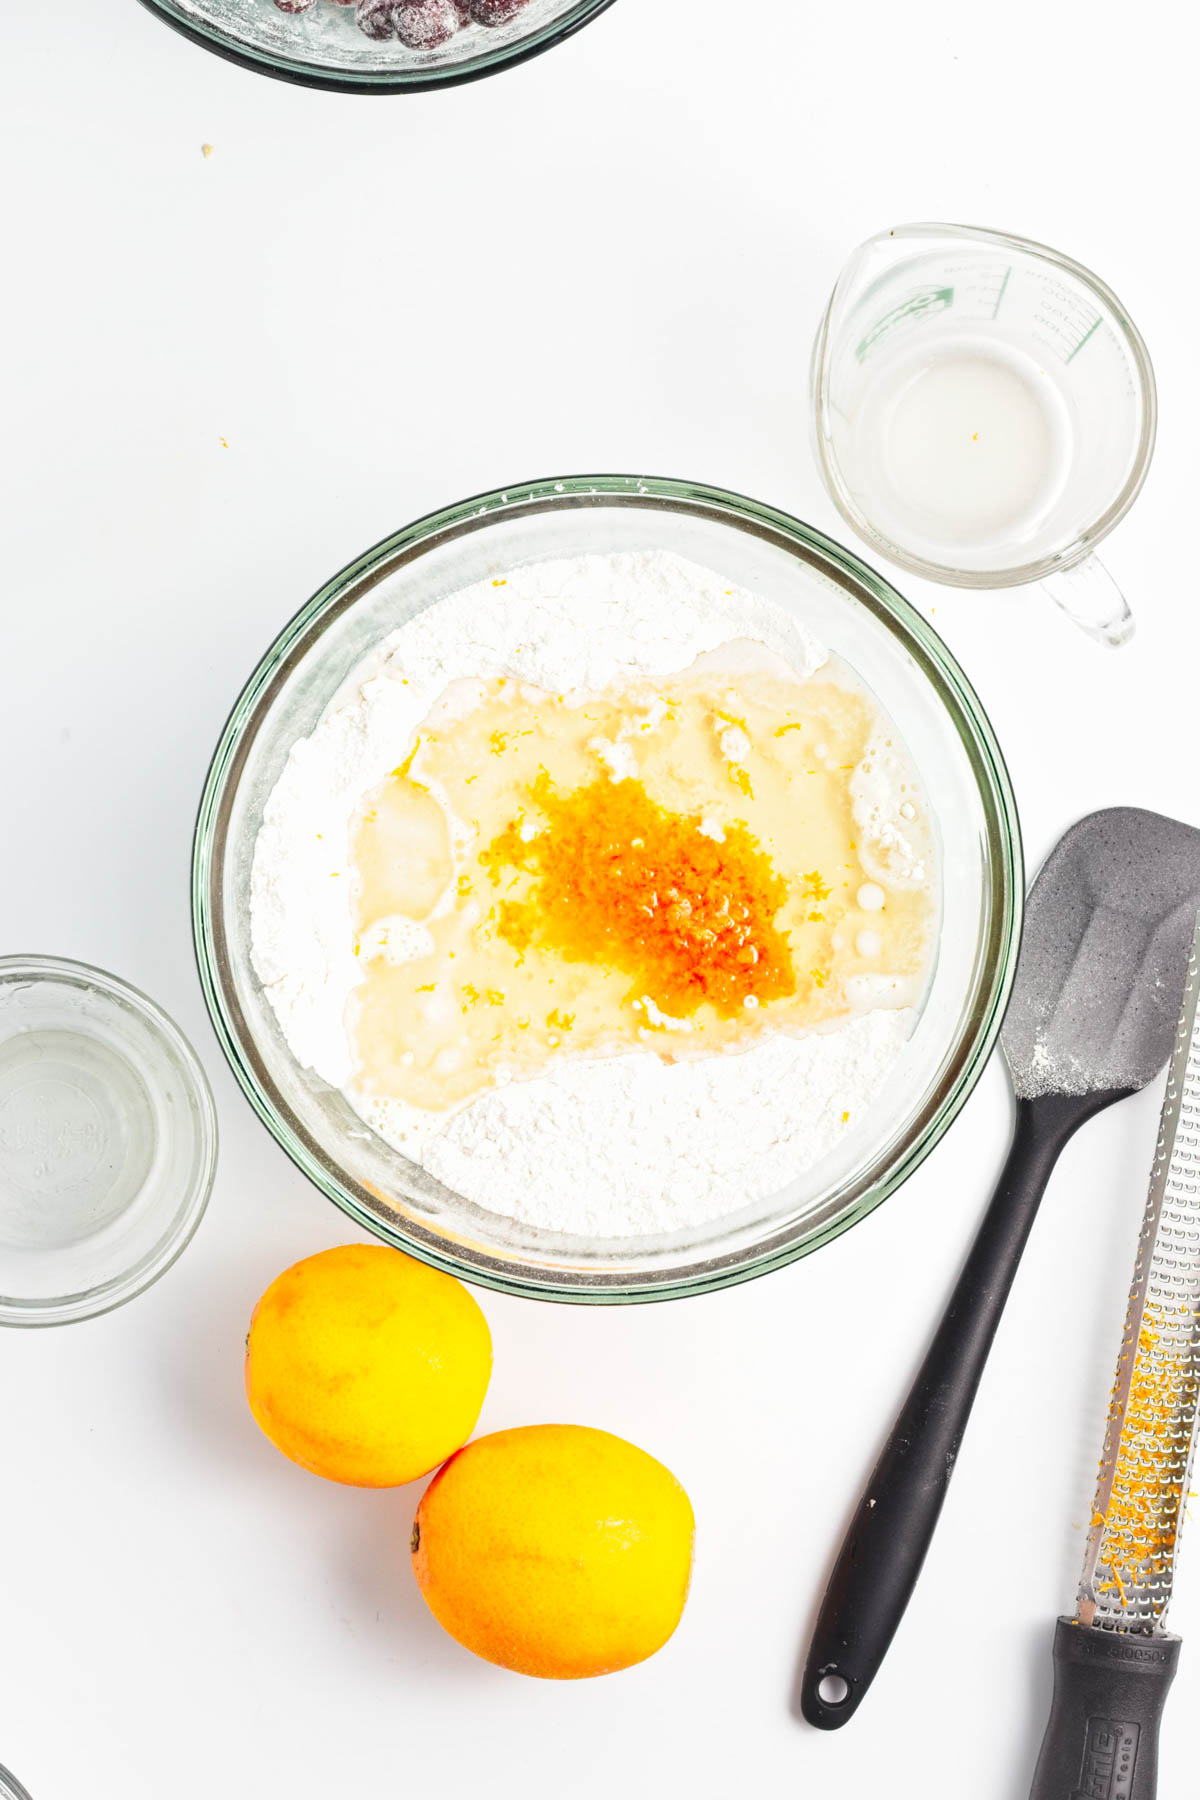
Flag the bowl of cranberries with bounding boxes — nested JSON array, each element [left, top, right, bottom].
[[138, 0, 617, 90]]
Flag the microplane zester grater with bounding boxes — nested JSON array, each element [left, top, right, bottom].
[[1029, 909, 1200, 1800], [1078, 913, 1200, 1634]]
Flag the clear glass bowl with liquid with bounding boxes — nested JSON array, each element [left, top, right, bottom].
[[0, 958, 218, 1326], [137, 0, 617, 92], [193, 475, 1023, 1303]]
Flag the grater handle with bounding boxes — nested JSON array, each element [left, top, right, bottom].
[[1029, 1619, 1180, 1800], [801, 1090, 1129, 1730]]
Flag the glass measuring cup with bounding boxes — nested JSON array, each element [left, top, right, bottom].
[[810, 224, 1157, 645]]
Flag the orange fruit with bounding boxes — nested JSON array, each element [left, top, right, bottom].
[[412, 1424, 694, 1678], [245, 1244, 491, 1487]]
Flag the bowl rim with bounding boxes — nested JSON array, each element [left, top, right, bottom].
[[192, 473, 1023, 1303], [0, 954, 219, 1329], [135, 0, 619, 94]]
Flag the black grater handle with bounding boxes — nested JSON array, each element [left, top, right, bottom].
[[1028, 1619, 1180, 1800], [801, 1088, 1131, 1730]]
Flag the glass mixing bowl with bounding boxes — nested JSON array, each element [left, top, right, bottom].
[[137, 0, 617, 93], [193, 475, 1022, 1302]]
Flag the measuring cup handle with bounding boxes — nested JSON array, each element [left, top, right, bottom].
[[1040, 555, 1135, 647]]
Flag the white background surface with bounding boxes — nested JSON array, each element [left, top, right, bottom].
[[2, 2, 1198, 1794]]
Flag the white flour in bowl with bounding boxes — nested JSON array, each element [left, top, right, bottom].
[[251, 550, 936, 1238]]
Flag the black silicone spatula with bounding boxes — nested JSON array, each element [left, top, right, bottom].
[[800, 807, 1200, 1730]]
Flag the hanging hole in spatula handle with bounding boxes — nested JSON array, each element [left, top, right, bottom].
[[804, 1668, 856, 1728], [1041, 554, 1134, 648]]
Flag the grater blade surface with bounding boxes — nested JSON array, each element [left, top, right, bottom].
[[1078, 910, 1200, 1632]]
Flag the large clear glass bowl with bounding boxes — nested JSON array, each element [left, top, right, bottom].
[[193, 475, 1022, 1302], [137, 0, 617, 93]]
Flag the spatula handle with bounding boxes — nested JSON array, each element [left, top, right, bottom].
[[801, 1089, 1128, 1730], [1029, 1620, 1179, 1800]]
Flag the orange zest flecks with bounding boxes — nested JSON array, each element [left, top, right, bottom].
[[1094, 1302, 1198, 1610], [478, 774, 796, 1020], [489, 727, 532, 755], [391, 738, 420, 781], [459, 984, 504, 1014]]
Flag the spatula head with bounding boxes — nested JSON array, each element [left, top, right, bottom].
[[1002, 808, 1200, 1100]]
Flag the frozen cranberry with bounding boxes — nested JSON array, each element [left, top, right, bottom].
[[356, 0, 463, 41], [356, 0, 391, 35], [470, 0, 530, 20], [274, 0, 318, 13], [356, 0, 391, 34], [398, 0, 465, 42]]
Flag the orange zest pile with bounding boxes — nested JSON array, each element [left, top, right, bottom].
[[478, 774, 796, 1020]]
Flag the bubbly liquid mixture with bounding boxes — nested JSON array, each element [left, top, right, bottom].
[[347, 646, 935, 1113]]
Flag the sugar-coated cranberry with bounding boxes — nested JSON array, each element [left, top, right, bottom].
[[356, 0, 463, 40], [397, 0, 465, 43], [470, 0, 531, 21], [356, 0, 392, 35], [274, 0, 318, 13], [355, 0, 393, 35]]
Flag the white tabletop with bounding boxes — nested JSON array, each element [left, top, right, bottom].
[[2, 2, 1198, 1794]]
